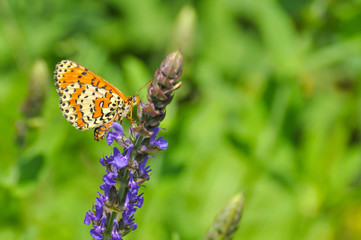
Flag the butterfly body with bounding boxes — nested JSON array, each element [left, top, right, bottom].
[[54, 60, 138, 141]]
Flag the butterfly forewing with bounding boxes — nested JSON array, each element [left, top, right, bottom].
[[54, 60, 133, 141]]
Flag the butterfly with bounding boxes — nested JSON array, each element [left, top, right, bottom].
[[54, 60, 139, 141]]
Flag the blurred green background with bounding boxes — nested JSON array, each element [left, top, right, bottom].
[[1, 0, 361, 239]]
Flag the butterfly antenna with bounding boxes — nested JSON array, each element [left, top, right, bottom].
[[136, 78, 153, 95]]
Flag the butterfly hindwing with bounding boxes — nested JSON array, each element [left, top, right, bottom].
[[59, 82, 121, 130]]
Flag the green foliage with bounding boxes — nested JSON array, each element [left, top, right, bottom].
[[1, 0, 361, 239]]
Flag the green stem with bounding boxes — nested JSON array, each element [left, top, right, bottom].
[[118, 169, 129, 201]]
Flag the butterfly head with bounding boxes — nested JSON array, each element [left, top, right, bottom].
[[129, 94, 139, 106]]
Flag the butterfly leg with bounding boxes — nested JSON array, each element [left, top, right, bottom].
[[126, 97, 138, 123], [127, 110, 134, 123], [94, 121, 113, 141]]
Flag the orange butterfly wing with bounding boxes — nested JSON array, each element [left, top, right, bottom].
[[54, 60, 132, 141]]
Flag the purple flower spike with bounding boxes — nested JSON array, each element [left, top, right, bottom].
[[84, 50, 183, 238]]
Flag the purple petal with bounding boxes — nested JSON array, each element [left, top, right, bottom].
[[131, 223, 137, 230], [149, 128, 160, 143], [90, 216, 106, 240], [99, 157, 105, 166], [155, 137, 168, 149], [106, 123, 124, 145], [103, 171, 116, 185], [90, 228, 104, 240], [103, 153, 114, 165], [93, 202, 104, 222], [84, 211, 93, 225], [122, 210, 136, 226], [134, 195, 144, 208], [138, 157, 151, 178], [148, 128, 167, 150], [128, 171, 139, 193], [97, 192, 107, 202], [106, 130, 117, 145], [100, 183, 111, 198], [109, 220, 123, 240], [124, 144, 133, 160], [113, 147, 128, 169], [112, 122, 123, 135]]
